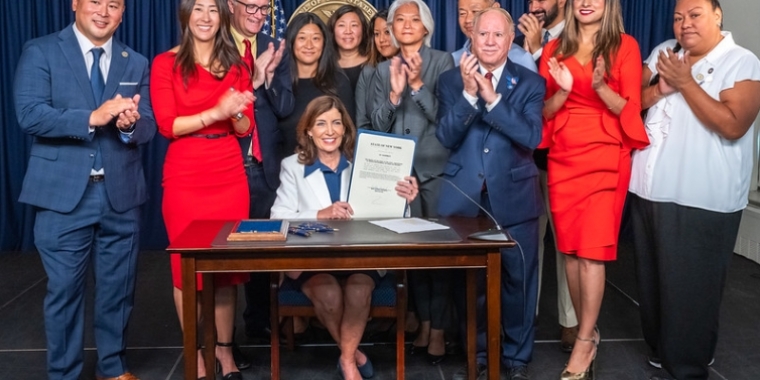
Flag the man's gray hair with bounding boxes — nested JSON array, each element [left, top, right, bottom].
[[387, 0, 435, 47], [473, 7, 516, 35]]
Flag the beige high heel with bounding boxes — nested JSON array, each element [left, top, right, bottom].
[[560, 327, 599, 380]]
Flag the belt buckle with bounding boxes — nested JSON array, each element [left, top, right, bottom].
[[245, 155, 262, 167]]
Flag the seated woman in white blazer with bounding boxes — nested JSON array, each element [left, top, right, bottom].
[[270, 95, 418, 380]]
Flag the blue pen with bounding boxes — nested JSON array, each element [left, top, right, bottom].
[[288, 228, 311, 237]]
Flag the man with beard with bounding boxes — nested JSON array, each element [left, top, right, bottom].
[[516, 0, 578, 354], [453, 0, 537, 72], [517, 0, 567, 61]]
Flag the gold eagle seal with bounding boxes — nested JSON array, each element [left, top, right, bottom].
[[289, 0, 378, 25]]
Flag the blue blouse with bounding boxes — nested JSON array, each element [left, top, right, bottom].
[[304, 155, 350, 203]]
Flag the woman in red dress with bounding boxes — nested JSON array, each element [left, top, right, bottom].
[[150, 0, 255, 378], [538, 0, 648, 378]]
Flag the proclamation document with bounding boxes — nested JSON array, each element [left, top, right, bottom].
[[347, 130, 416, 218]]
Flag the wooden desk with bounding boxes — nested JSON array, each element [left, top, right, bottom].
[[169, 217, 514, 380]]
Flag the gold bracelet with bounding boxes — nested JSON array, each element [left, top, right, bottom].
[[199, 113, 207, 127]]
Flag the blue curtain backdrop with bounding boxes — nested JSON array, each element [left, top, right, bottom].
[[0, 0, 675, 251]]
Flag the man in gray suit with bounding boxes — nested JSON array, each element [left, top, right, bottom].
[[13, 1, 155, 379]]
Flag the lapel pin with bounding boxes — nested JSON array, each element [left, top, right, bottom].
[[122, 51, 128, 58]]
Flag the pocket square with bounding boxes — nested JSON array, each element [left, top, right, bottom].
[[119, 82, 138, 86]]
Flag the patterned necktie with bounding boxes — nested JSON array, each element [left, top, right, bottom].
[[243, 39, 255, 75], [485, 71, 494, 86], [90, 48, 105, 103], [542, 30, 551, 46], [242, 39, 262, 162], [91, 47, 105, 170]]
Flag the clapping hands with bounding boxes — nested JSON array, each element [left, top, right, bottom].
[[252, 42, 286, 89], [213, 88, 254, 122], [91, 93, 141, 128], [547, 57, 573, 93], [459, 52, 498, 104]]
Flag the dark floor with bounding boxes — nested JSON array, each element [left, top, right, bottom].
[[2, 231, 760, 380]]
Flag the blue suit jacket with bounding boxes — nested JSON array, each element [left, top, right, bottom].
[[435, 60, 545, 227], [14, 24, 155, 214], [237, 32, 295, 191]]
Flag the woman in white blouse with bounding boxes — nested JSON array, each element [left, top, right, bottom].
[[630, 0, 760, 379], [270, 95, 418, 380]]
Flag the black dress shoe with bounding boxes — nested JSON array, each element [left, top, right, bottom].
[[648, 355, 714, 369], [505, 365, 529, 380], [445, 340, 463, 357], [427, 352, 445, 365], [452, 363, 487, 380], [232, 343, 251, 370], [221, 372, 243, 380], [245, 326, 271, 343]]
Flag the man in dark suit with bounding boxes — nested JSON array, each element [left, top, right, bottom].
[[436, 8, 544, 380], [228, 0, 294, 350], [13, 1, 155, 379]]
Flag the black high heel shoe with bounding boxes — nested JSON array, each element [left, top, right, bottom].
[[408, 343, 428, 355], [216, 341, 243, 380]]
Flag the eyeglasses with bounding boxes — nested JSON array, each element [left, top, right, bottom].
[[234, 0, 271, 16]]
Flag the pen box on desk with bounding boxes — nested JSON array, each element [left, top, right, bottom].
[[227, 220, 289, 242]]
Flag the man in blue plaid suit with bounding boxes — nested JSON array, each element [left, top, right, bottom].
[[12, 1, 155, 379]]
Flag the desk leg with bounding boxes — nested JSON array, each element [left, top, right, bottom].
[[202, 273, 216, 378], [466, 268, 477, 380], [270, 274, 280, 380], [486, 250, 502, 380], [181, 257, 198, 380], [396, 272, 406, 380]]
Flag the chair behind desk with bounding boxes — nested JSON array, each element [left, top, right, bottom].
[[269, 271, 407, 379]]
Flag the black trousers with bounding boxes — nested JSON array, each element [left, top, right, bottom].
[[243, 158, 278, 333], [630, 194, 741, 379]]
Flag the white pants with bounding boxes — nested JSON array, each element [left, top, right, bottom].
[[536, 169, 577, 328]]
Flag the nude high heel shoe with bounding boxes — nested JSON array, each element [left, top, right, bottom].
[[560, 327, 599, 380]]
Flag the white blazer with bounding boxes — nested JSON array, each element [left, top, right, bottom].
[[270, 154, 351, 220], [272, 154, 393, 278]]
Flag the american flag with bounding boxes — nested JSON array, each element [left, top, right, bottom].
[[261, 0, 287, 41]]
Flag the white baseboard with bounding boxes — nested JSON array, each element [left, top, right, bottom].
[[735, 205, 760, 264]]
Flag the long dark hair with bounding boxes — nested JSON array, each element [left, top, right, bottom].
[[554, 0, 624, 76], [367, 9, 391, 67], [286, 13, 340, 96], [175, 0, 245, 85], [296, 96, 356, 165], [327, 5, 371, 58]]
